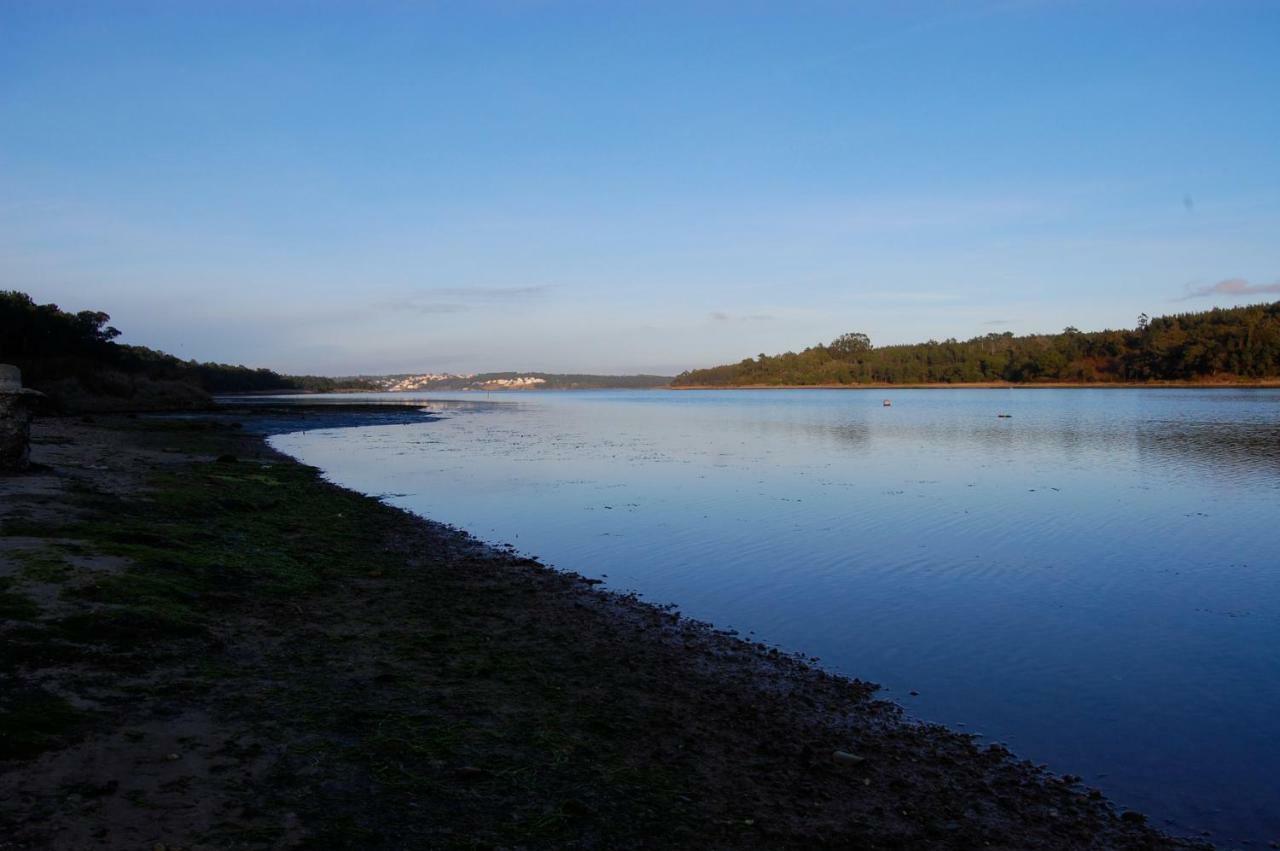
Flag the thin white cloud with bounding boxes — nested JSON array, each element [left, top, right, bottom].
[[418, 286, 551, 300], [390, 302, 470, 315], [379, 286, 552, 315], [1175, 278, 1280, 301], [708, 311, 775, 322], [857, 291, 967, 304]]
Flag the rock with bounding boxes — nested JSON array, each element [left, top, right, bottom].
[[0, 364, 43, 471], [1120, 810, 1146, 824], [832, 750, 865, 765]]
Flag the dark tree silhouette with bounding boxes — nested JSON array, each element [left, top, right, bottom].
[[0, 290, 375, 404]]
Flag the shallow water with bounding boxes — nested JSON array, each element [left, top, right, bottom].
[[270, 388, 1280, 845]]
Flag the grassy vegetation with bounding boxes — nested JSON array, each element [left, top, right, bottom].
[[1, 418, 686, 845], [14, 549, 77, 584], [0, 578, 40, 624], [0, 421, 402, 771], [0, 688, 85, 760], [8, 473, 393, 641]]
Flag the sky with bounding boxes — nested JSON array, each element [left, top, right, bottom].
[[2, 1, 1278, 376]]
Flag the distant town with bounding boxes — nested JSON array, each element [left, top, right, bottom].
[[372, 372, 671, 391], [379, 373, 478, 391]]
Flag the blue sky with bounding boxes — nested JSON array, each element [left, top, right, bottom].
[[2, 1, 1278, 375]]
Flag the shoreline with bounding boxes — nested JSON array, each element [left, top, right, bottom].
[[0, 407, 1213, 848], [671, 380, 1280, 390]]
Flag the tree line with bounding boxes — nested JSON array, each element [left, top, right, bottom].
[[674, 302, 1280, 387], [0, 291, 375, 407]]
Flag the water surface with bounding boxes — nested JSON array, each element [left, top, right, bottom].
[[270, 388, 1280, 845]]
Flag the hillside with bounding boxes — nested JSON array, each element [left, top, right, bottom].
[[674, 302, 1280, 387], [0, 291, 376, 411]]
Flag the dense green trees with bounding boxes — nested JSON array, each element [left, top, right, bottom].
[[0, 291, 374, 406], [674, 302, 1280, 386]]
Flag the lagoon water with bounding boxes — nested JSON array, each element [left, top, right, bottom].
[[270, 388, 1280, 844]]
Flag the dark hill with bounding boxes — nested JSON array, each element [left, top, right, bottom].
[[0, 291, 373, 411]]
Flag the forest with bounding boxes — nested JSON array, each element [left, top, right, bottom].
[[0, 291, 373, 409], [674, 302, 1280, 387]]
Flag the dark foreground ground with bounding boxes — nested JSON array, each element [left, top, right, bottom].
[[0, 413, 1213, 850]]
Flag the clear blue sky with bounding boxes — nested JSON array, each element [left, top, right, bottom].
[[3, 1, 1278, 376]]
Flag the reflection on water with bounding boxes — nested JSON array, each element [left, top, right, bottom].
[[271, 388, 1280, 845]]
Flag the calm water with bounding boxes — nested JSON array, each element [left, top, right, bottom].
[[269, 388, 1280, 845]]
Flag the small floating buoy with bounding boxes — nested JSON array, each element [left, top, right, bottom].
[[883, 399, 892, 407]]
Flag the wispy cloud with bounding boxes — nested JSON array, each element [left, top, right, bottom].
[[380, 285, 552, 315], [421, 286, 551, 300], [1175, 278, 1280, 301], [858, 291, 966, 304], [709, 311, 775, 322], [982, 319, 1015, 326], [393, 302, 470, 315]]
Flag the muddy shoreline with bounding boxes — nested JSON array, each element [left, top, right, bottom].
[[0, 407, 1214, 849]]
